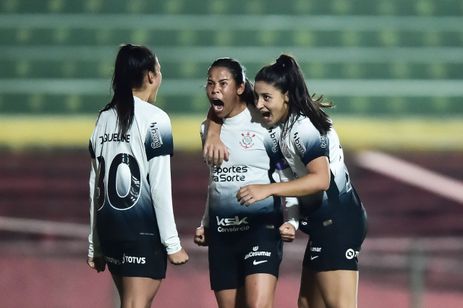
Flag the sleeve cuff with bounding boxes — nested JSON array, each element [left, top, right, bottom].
[[286, 219, 299, 231], [166, 241, 182, 255]]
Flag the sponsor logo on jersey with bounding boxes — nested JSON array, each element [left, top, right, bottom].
[[104, 256, 121, 265], [239, 131, 255, 149], [345, 248, 359, 260], [216, 215, 250, 232], [244, 246, 272, 260], [99, 132, 130, 145], [122, 253, 147, 264], [104, 254, 147, 265], [149, 122, 163, 149], [268, 128, 279, 153], [320, 135, 328, 149], [293, 132, 306, 155], [212, 165, 248, 182], [310, 246, 322, 252], [309, 246, 322, 261], [217, 216, 248, 226]]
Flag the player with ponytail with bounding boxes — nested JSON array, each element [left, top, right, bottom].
[[88, 44, 189, 308], [237, 54, 367, 308]]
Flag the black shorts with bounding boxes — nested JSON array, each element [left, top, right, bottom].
[[101, 238, 167, 279], [302, 197, 368, 272], [208, 228, 283, 291]]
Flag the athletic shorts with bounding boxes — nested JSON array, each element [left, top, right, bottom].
[[101, 238, 167, 279], [302, 194, 368, 272], [208, 228, 283, 291]]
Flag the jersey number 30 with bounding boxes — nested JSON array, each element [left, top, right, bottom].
[[96, 153, 141, 210]]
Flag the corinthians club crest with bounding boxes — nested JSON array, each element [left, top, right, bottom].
[[240, 131, 255, 149]]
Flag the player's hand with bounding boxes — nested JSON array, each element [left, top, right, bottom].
[[194, 226, 208, 246], [279, 222, 296, 242], [236, 184, 271, 206], [203, 136, 229, 166], [168, 248, 189, 265], [87, 256, 106, 272]]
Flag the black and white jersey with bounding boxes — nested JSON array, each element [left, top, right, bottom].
[[279, 114, 356, 218], [88, 96, 181, 257], [201, 107, 298, 235]]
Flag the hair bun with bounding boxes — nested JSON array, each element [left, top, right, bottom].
[[276, 54, 293, 69]]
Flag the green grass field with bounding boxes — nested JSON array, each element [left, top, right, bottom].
[[1, 115, 462, 151]]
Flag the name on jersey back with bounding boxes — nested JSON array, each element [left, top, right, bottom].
[[99, 133, 130, 145]]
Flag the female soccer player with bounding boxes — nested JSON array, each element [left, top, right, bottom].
[[236, 54, 368, 308], [194, 57, 298, 308], [87, 44, 188, 308]]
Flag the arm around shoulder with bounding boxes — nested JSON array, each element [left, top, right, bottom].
[[202, 107, 228, 165]]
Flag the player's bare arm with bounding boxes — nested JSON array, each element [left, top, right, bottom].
[[236, 184, 273, 206], [237, 156, 330, 206], [203, 107, 229, 166]]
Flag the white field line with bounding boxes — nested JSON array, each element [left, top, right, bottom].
[[356, 150, 463, 204]]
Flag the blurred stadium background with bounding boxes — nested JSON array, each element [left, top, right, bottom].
[[1, 0, 462, 307]]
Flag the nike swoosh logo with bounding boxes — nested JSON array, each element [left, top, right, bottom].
[[310, 255, 319, 260], [253, 260, 268, 266]]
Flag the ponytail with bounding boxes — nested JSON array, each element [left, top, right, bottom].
[[256, 54, 333, 135], [100, 44, 156, 136], [240, 77, 255, 105]]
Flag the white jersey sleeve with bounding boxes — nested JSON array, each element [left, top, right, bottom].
[[147, 153, 182, 254], [280, 115, 329, 179], [136, 99, 182, 254], [281, 114, 355, 218], [88, 155, 101, 258], [200, 193, 210, 227], [199, 121, 210, 227]]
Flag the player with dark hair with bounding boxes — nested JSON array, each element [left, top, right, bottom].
[[236, 54, 368, 308], [87, 43, 188, 308], [194, 57, 299, 308]]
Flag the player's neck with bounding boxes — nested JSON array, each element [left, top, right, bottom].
[[226, 101, 247, 118], [133, 90, 151, 103]]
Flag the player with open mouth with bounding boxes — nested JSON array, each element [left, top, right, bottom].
[[195, 57, 299, 308]]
